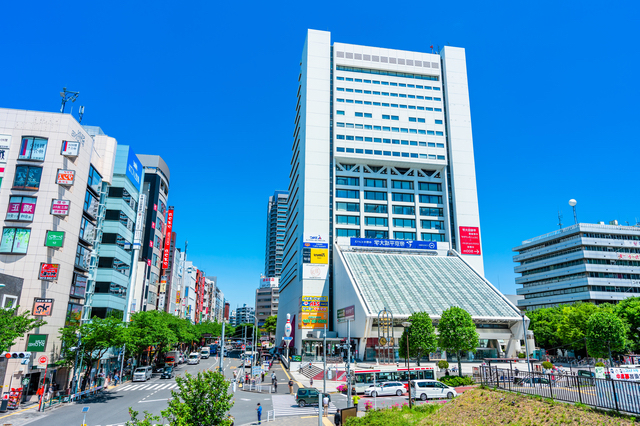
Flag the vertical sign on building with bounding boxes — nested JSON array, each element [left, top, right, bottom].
[[162, 208, 174, 269], [0, 135, 11, 187], [459, 226, 481, 255], [133, 194, 146, 249]]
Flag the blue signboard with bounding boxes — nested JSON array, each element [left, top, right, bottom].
[[350, 238, 437, 250], [302, 242, 328, 249], [125, 148, 143, 191]]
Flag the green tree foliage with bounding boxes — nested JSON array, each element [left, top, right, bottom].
[[526, 306, 563, 349], [125, 408, 161, 426], [59, 316, 125, 388], [161, 370, 234, 426], [263, 315, 277, 335], [614, 297, 640, 352], [398, 312, 437, 366], [586, 311, 629, 360], [0, 306, 46, 353], [124, 311, 178, 360], [437, 307, 479, 377], [557, 302, 599, 351]]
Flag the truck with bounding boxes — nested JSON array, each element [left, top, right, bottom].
[[200, 347, 211, 359], [164, 350, 179, 367]]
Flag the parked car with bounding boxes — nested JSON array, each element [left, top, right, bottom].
[[516, 377, 551, 387], [364, 381, 406, 397], [295, 388, 331, 407], [161, 366, 174, 379], [410, 379, 457, 401], [187, 353, 200, 365], [133, 366, 153, 382]]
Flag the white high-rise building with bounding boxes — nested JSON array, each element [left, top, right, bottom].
[[277, 30, 505, 358]]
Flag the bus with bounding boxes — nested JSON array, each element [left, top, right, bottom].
[[350, 366, 435, 394]]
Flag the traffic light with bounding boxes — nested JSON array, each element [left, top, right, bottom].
[[1, 352, 31, 359]]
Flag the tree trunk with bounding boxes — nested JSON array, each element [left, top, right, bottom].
[[457, 351, 462, 377]]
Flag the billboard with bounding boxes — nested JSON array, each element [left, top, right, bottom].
[[300, 295, 328, 329], [60, 140, 80, 156], [162, 208, 174, 269], [133, 193, 146, 248], [260, 277, 279, 288], [26, 334, 47, 352], [337, 305, 355, 323], [126, 148, 143, 190], [51, 199, 70, 216], [310, 248, 328, 264], [350, 238, 437, 250], [45, 231, 65, 247], [55, 169, 75, 185], [459, 226, 481, 255], [39, 263, 60, 280], [32, 298, 54, 316], [303, 264, 328, 280]]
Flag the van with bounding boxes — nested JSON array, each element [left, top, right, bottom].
[[295, 388, 331, 407], [410, 379, 457, 401], [133, 366, 153, 382], [200, 347, 210, 359]]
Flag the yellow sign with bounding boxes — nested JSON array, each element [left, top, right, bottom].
[[379, 337, 387, 346], [300, 295, 329, 329], [310, 249, 328, 264]]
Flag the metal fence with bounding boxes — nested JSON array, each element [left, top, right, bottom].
[[478, 366, 640, 415]]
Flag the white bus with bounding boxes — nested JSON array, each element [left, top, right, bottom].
[[350, 366, 435, 394]]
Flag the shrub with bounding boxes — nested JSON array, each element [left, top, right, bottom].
[[364, 400, 373, 411], [337, 384, 347, 393], [595, 362, 605, 367], [518, 353, 526, 359], [440, 375, 474, 387], [437, 360, 450, 369], [541, 361, 554, 370]]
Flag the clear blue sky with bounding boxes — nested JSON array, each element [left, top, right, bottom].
[[3, 0, 639, 308]]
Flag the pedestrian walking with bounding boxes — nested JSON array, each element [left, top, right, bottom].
[[288, 378, 294, 395], [114, 373, 119, 386], [334, 410, 342, 426], [514, 367, 519, 377], [323, 395, 329, 417], [261, 372, 265, 383], [256, 403, 262, 424], [310, 377, 314, 386], [273, 378, 278, 393], [271, 372, 276, 383]]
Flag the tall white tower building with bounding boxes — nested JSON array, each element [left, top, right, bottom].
[[277, 30, 487, 355]]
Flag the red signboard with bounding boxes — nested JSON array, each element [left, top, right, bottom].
[[162, 209, 174, 269], [39, 263, 60, 281], [459, 226, 481, 255]]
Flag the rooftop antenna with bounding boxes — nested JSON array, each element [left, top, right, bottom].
[[60, 87, 80, 113], [557, 211, 563, 229], [78, 106, 85, 123], [569, 199, 578, 225]]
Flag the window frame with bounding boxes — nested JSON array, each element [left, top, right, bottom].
[[12, 165, 43, 190]]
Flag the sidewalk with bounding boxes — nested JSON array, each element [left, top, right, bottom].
[[239, 415, 340, 426]]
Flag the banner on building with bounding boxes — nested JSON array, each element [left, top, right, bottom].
[[337, 305, 355, 323], [55, 169, 75, 185], [459, 226, 481, 255], [350, 237, 437, 250], [302, 264, 328, 280], [39, 263, 60, 280], [60, 140, 80, 157], [0, 135, 11, 180], [126, 148, 143, 191], [44, 231, 65, 247], [51, 199, 70, 216], [26, 334, 47, 352], [162, 208, 174, 269], [300, 296, 328, 329]]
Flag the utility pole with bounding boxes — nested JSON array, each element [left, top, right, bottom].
[[323, 323, 327, 394], [346, 319, 352, 407], [218, 321, 226, 373]]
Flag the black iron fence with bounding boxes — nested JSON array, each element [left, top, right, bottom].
[[478, 366, 640, 415]]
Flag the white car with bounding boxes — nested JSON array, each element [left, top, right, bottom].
[[410, 379, 457, 401], [187, 353, 200, 365], [364, 381, 406, 397]]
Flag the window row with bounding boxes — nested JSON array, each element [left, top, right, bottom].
[[336, 76, 441, 90], [336, 147, 445, 160], [335, 132, 445, 147], [336, 178, 442, 192], [336, 99, 442, 111], [335, 190, 443, 204], [336, 66, 439, 82], [336, 127, 445, 135], [336, 87, 442, 102]]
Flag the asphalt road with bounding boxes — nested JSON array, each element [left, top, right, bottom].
[[8, 353, 234, 426]]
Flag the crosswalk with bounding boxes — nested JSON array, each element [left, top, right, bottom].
[[271, 394, 338, 417], [113, 382, 178, 392]]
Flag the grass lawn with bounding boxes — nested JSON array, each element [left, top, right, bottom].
[[346, 387, 638, 426]]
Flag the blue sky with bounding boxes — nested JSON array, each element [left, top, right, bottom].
[[2, 0, 639, 308]]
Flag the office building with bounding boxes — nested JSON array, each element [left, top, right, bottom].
[[514, 222, 640, 310], [214, 286, 224, 323], [0, 109, 117, 392], [232, 304, 255, 326], [276, 30, 531, 360], [264, 191, 288, 277], [131, 155, 170, 313], [169, 247, 184, 316], [184, 261, 197, 322], [90, 144, 143, 319], [255, 276, 279, 327]]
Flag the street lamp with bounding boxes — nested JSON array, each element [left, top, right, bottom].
[[402, 321, 412, 409]]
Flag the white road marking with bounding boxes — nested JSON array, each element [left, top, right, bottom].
[[138, 398, 169, 403]]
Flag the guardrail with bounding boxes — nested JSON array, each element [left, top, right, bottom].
[[479, 366, 640, 414], [280, 354, 289, 370]]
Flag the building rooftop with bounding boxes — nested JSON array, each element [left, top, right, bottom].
[[515, 222, 640, 249], [340, 250, 521, 320]]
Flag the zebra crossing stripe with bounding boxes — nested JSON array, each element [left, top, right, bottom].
[[147, 384, 162, 390], [271, 394, 337, 417]]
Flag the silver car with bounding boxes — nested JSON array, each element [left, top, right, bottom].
[[364, 381, 406, 397]]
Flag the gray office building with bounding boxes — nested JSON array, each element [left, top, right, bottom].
[[264, 190, 288, 277]]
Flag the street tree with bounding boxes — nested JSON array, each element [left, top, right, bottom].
[[557, 302, 598, 351], [0, 306, 46, 353], [124, 311, 177, 364], [614, 297, 640, 352], [398, 312, 437, 366], [526, 306, 563, 350], [437, 307, 479, 376], [263, 315, 277, 335], [59, 315, 125, 389], [161, 370, 234, 426], [586, 311, 629, 362]]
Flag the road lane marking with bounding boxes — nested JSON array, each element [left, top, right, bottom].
[[138, 398, 169, 403]]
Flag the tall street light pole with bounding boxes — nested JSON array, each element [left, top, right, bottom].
[[402, 321, 412, 409]]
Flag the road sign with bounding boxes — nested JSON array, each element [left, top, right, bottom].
[[241, 345, 246, 350], [38, 355, 48, 365], [82, 406, 90, 413], [378, 337, 387, 346], [283, 337, 293, 341]]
